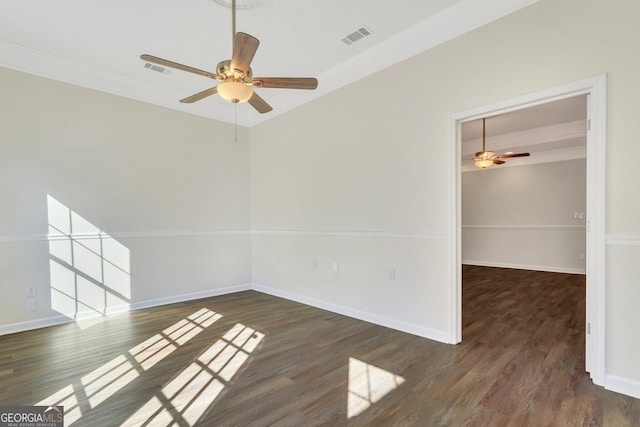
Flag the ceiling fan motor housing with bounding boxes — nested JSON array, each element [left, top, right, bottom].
[[216, 59, 253, 82]]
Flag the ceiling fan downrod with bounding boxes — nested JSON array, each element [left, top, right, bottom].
[[231, 0, 236, 50], [482, 117, 486, 152]]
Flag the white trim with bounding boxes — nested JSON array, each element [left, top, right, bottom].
[[462, 260, 586, 275], [448, 114, 463, 344], [252, 283, 451, 343], [0, 229, 251, 243], [49, 304, 133, 322], [0, 229, 448, 243], [0, 284, 251, 336], [0, 1, 538, 128], [0, 314, 72, 336], [3, 281, 453, 344], [449, 74, 607, 386], [130, 284, 252, 311], [606, 375, 640, 400], [586, 75, 607, 385], [463, 224, 585, 231], [606, 234, 640, 246], [251, 229, 447, 240], [110, 230, 250, 239], [69, 304, 132, 321]]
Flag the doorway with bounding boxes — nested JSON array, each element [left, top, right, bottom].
[[447, 75, 607, 386]]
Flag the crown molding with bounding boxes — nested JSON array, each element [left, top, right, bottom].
[[0, 0, 538, 127]]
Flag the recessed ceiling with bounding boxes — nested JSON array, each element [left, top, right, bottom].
[[0, 0, 537, 127], [461, 95, 588, 171]]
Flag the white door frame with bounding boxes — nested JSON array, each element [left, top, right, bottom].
[[447, 74, 607, 386]]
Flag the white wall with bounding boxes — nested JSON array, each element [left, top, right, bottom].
[[0, 67, 252, 334], [249, 0, 640, 396], [462, 159, 586, 274]]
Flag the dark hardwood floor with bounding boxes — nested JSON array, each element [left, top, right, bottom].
[[1, 265, 639, 426]]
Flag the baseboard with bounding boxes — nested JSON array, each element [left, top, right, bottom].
[[69, 304, 132, 321], [252, 283, 450, 344], [0, 314, 72, 336], [131, 284, 252, 311], [606, 374, 640, 399], [462, 260, 586, 275], [1, 282, 449, 344], [0, 284, 252, 336]]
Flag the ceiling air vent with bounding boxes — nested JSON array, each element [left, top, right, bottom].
[[144, 62, 170, 74], [341, 26, 372, 46]]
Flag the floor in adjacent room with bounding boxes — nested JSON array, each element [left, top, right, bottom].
[[1, 265, 639, 426]]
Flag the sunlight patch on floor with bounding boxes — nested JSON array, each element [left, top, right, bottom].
[[36, 308, 221, 425], [123, 323, 264, 426], [347, 357, 405, 419]]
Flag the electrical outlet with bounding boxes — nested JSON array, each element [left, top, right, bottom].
[[27, 300, 37, 312]]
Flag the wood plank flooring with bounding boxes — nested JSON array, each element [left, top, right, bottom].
[[1, 265, 639, 426]]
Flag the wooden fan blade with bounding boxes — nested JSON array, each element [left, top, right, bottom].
[[252, 77, 318, 90], [180, 87, 218, 103], [496, 152, 530, 159], [493, 159, 506, 165], [141, 54, 219, 80], [231, 32, 259, 75], [248, 91, 273, 114]]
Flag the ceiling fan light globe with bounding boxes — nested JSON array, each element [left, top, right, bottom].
[[474, 149, 495, 169], [474, 158, 494, 168], [217, 81, 253, 103]]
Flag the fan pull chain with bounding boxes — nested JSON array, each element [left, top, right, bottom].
[[234, 102, 238, 143]]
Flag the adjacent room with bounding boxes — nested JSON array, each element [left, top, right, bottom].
[[1, 0, 640, 425], [460, 97, 588, 367]]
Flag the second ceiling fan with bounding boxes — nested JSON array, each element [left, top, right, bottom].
[[140, 0, 318, 114], [474, 118, 530, 168]]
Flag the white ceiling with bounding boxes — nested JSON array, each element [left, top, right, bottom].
[[0, 0, 538, 127], [461, 95, 588, 172]]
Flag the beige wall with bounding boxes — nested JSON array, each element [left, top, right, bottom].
[[462, 159, 587, 273], [0, 67, 252, 332], [250, 0, 640, 393]]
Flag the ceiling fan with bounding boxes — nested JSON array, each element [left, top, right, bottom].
[[474, 118, 530, 168], [140, 0, 318, 114]]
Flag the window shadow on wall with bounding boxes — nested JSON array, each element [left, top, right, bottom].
[[47, 195, 131, 320]]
